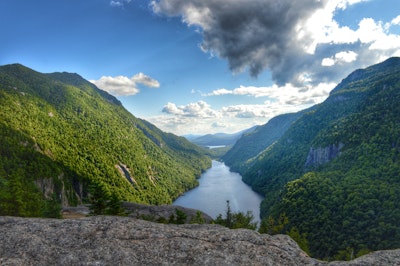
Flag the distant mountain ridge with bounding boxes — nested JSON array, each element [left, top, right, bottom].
[[224, 57, 400, 259], [0, 63, 211, 217], [186, 127, 257, 147]]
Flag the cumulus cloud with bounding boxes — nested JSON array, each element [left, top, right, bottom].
[[205, 86, 270, 98], [132, 72, 160, 88], [151, 0, 400, 86], [148, 110, 269, 135], [162, 101, 220, 118], [151, 97, 317, 135], [157, 79, 334, 134], [90, 73, 160, 96], [206, 83, 335, 106], [222, 104, 271, 118], [392, 15, 400, 26], [321, 51, 358, 66], [321, 58, 336, 67]]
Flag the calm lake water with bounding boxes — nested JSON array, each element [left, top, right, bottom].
[[173, 160, 264, 223]]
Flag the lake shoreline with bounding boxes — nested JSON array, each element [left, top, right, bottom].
[[173, 160, 264, 223]]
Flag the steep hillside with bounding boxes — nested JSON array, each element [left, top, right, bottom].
[[0, 64, 211, 217], [240, 57, 400, 259], [222, 109, 313, 173]]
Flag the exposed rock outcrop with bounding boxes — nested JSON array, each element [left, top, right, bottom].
[[1, 216, 399, 265], [305, 143, 344, 168], [123, 202, 213, 224], [61, 202, 213, 223]]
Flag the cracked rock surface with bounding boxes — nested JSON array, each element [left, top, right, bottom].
[[0, 216, 399, 265]]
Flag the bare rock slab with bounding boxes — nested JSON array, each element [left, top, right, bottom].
[[0, 216, 399, 265]]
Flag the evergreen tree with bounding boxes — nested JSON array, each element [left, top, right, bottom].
[[104, 193, 126, 216], [215, 201, 257, 230], [88, 182, 109, 215], [190, 211, 206, 224]]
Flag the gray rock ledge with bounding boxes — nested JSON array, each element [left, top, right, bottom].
[[0, 216, 399, 265]]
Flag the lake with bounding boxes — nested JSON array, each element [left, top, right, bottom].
[[173, 160, 264, 223]]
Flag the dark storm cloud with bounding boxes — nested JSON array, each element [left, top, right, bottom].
[[151, 0, 400, 86], [151, 0, 327, 85]]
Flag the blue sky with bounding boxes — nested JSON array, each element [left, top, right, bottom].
[[1, 0, 399, 135]]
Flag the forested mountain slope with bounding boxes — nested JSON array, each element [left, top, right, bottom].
[[228, 57, 400, 259], [222, 109, 313, 173], [0, 64, 210, 217]]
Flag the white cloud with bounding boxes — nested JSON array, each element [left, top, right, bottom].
[[300, 0, 381, 56], [322, 57, 335, 67], [357, 18, 385, 44], [222, 104, 272, 118], [392, 15, 400, 25], [162, 102, 185, 115], [110, 0, 132, 8], [335, 51, 358, 63], [207, 88, 233, 96], [110, 1, 123, 7], [322, 51, 358, 66], [357, 18, 400, 51], [206, 86, 273, 98], [154, 81, 336, 135], [90, 73, 159, 96], [162, 101, 220, 118], [132, 72, 160, 88], [335, 0, 369, 9], [306, 5, 400, 53], [301, 2, 358, 53], [206, 82, 335, 106], [147, 113, 268, 135], [91, 76, 139, 96]]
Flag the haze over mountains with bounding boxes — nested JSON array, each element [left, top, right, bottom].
[[184, 126, 256, 147]]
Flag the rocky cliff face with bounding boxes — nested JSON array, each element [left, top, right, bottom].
[[304, 143, 344, 168], [1, 216, 399, 266]]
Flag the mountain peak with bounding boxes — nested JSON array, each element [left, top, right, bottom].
[[46, 71, 122, 106], [0, 63, 121, 107], [331, 57, 400, 94], [0, 63, 40, 77]]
